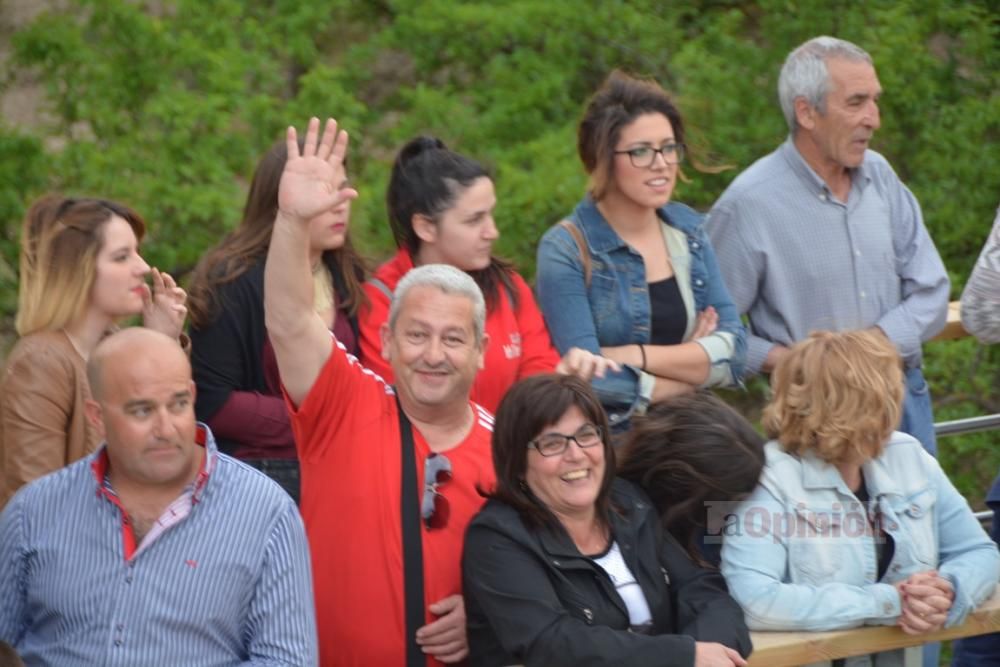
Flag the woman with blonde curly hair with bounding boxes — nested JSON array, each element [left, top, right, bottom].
[[720, 330, 998, 666]]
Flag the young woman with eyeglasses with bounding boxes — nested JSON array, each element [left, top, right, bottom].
[[462, 373, 751, 666], [0, 195, 187, 507], [536, 70, 746, 433]]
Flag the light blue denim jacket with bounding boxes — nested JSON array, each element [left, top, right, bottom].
[[720, 434, 999, 666], [536, 196, 746, 431]]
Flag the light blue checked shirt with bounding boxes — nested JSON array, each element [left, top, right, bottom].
[[0, 424, 317, 666], [706, 139, 949, 373]]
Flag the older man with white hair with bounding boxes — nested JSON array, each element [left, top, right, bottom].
[[706, 35, 949, 456]]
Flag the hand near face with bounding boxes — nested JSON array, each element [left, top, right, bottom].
[[415, 594, 468, 663], [278, 117, 358, 225], [142, 268, 187, 339], [555, 347, 621, 381]]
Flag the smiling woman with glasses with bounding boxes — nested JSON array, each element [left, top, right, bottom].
[[462, 373, 751, 666], [536, 70, 746, 433]]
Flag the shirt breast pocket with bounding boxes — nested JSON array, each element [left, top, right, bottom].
[[590, 270, 628, 339], [787, 505, 846, 585], [890, 488, 938, 567]]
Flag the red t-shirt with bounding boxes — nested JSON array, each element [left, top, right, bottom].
[[287, 340, 496, 667], [358, 249, 560, 412]]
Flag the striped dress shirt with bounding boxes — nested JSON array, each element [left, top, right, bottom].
[[706, 139, 950, 373], [0, 425, 317, 666]]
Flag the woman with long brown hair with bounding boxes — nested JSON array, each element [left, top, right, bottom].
[[187, 137, 367, 503]]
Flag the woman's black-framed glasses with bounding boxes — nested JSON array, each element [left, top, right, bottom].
[[528, 424, 604, 457], [614, 143, 685, 168], [421, 453, 453, 530]]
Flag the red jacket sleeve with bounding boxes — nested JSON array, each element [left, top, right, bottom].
[[358, 282, 396, 383], [511, 272, 560, 378]]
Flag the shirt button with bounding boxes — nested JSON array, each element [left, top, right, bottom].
[[692, 241, 700, 249], [818, 193, 827, 201], [125, 576, 133, 584], [860, 291, 866, 298], [695, 279, 704, 286], [115, 639, 123, 647], [116, 624, 124, 631], [855, 250, 861, 257]]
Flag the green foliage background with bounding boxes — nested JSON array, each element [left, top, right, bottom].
[[1, 0, 998, 503]]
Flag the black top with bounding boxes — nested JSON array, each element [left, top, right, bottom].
[[855, 478, 896, 581], [648, 276, 687, 345], [462, 478, 751, 666]]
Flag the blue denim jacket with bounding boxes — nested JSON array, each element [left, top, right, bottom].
[[536, 196, 746, 431], [720, 435, 999, 666]]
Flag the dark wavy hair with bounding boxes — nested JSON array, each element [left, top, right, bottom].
[[386, 136, 517, 310], [577, 70, 689, 201], [617, 392, 765, 566], [187, 137, 367, 329], [489, 373, 615, 530]]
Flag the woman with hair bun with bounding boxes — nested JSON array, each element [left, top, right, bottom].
[[359, 136, 608, 412], [0, 194, 187, 507]]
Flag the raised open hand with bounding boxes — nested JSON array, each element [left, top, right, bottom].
[[277, 117, 358, 224]]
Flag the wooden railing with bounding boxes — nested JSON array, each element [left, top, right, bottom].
[[747, 588, 1000, 667]]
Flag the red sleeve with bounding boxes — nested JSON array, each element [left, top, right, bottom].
[[357, 282, 396, 383], [510, 272, 560, 378], [284, 339, 394, 464]]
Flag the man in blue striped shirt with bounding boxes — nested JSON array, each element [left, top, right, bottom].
[[706, 36, 949, 456], [0, 327, 317, 666]]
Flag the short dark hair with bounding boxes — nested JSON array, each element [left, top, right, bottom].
[[617, 392, 765, 566], [489, 374, 615, 529], [577, 70, 686, 200]]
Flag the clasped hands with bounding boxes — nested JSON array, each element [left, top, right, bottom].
[[893, 570, 955, 635]]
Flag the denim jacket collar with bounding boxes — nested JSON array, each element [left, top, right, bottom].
[[572, 195, 702, 254], [798, 447, 903, 499]]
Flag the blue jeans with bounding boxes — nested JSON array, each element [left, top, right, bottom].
[[899, 366, 937, 457]]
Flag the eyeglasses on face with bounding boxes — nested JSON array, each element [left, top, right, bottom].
[[614, 143, 685, 168], [528, 424, 603, 457], [421, 452, 452, 530]]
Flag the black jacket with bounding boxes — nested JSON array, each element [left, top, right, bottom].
[[462, 478, 751, 666]]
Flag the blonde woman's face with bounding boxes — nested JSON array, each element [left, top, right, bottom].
[[89, 216, 150, 319]]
